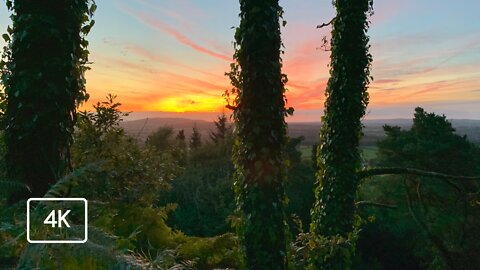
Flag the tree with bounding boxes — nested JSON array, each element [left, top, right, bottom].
[[72, 95, 175, 206], [227, 0, 290, 268], [1, 0, 96, 198], [146, 126, 175, 152], [161, 140, 235, 237], [361, 107, 480, 269], [210, 113, 231, 144], [309, 0, 373, 268], [189, 125, 202, 150], [176, 129, 186, 148]]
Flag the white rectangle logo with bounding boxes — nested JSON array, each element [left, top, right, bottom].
[[27, 198, 88, 244]]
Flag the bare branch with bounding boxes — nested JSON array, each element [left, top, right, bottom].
[[403, 179, 456, 269], [358, 167, 480, 181], [317, 17, 335, 29], [355, 200, 397, 209]]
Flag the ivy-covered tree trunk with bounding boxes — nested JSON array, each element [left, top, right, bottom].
[[231, 0, 289, 269], [310, 0, 372, 268], [2, 0, 94, 198]]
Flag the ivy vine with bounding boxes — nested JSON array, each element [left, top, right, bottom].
[[0, 0, 96, 198], [226, 0, 291, 269], [309, 0, 373, 268]]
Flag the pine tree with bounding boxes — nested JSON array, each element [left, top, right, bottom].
[[176, 129, 186, 148], [210, 113, 230, 144], [189, 126, 202, 150]]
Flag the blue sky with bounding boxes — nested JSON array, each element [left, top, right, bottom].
[[1, 0, 479, 121]]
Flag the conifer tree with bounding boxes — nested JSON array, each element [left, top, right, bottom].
[[210, 113, 230, 144], [189, 126, 202, 150]]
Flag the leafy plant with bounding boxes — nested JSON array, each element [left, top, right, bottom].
[[71, 95, 177, 205]]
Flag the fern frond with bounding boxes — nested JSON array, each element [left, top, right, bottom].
[[0, 180, 30, 197], [44, 162, 104, 198]]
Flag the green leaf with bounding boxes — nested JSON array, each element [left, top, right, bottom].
[[2, 33, 10, 42]]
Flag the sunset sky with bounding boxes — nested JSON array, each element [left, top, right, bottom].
[[1, 0, 479, 121]]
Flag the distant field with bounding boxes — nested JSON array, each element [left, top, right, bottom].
[[121, 117, 480, 147], [299, 145, 313, 161]]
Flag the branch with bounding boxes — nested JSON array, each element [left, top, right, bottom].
[[355, 200, 397, 209], [316, 17, 335, 29], [358, 167, 480, 181], [225, 104, 237, 111], [403, 179, 456, 269]]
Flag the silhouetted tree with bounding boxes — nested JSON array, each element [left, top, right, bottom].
[[189, 125, 202, 150], [1, 0, 96, 198], [173, 129, 187, 166], [176, 129, 186, 147], [210, 113, 230, 144], [146, 126, 174, 152]]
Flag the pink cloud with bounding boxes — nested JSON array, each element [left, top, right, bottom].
[[124, 44, 223, 78], [122, 7, 231, 62]]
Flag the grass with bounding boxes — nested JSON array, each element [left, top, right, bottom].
[[299, 145, 313, 161], [361, 146, 378, 161]]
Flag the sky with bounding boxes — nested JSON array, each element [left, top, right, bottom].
[[1, 0, 479, 121]]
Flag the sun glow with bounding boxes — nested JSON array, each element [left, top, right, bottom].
[[144, 95, 224, 112]]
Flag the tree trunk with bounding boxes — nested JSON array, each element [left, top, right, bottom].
[[4, 0, 91, 199], [232, 0, 288, 269], [310, 0, 372, 268]]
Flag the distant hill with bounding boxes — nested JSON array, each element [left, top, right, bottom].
[[120, 118, 480, 146], [120, 118, 215, 143]]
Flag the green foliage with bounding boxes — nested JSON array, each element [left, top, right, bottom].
[[3, 95, 244, 269], [0, 200, 27, 267], [291, 231, 359, 270], [377, 107, 480, 175], [93, 203, 242, 270], [16, 231, 151, 270], [147, 126, 175, 152], [0, 180, 29, 198], [357, 108, 480, 269], [72, 95, 177, 205], [1, 0, 96, 198], [162, 130, 234, 237], [227, 0, 291, 268], [163, 133, 316, 243], [177, 233, 242, 269], [285, 160, 315, 235]]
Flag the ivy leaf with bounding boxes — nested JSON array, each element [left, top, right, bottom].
[[2, 34, 10, 42], [286, 107, 294, 116]]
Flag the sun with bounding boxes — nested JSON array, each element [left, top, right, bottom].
[[145, 95, 224, 112]]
